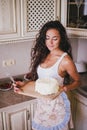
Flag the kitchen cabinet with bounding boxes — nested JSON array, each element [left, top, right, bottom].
[[22, 0, 60, 38], [61, 0, 87, 38], [0, 113, 3, 130], [0, 0, 61, 43], [0, 99, 37, 130], [69, 91, 87, 130], [0, 0, 20, 41], [75, 99, 87, 130]]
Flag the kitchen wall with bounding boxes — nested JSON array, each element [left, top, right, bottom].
[[70, 38, 78, 62], [0, 40, 34, 79], [77, 39, 87, 63], [70, 38, 87, 63], [0, 38, 87, 79]]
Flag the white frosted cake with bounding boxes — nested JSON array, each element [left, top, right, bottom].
[[35, 78, 59, 95]]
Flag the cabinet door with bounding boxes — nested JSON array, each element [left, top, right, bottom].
[[27, 100, 37, 130], [21, 0, 61, 38], [61, 0, 87, 38], [1, 99, 37, 130], [0, 0, 20, 41], [69, 92, 87, 130], [0, 113, 4, 130], [74, 100, 87, 130], [2, 106, 28, 130]]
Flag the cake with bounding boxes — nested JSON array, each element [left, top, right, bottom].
[[35, 78, 59, 95]]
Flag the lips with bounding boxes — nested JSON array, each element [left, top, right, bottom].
[[47, 45, 54, 49]]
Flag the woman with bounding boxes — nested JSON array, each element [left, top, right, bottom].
[[14, 20, 81, 130]]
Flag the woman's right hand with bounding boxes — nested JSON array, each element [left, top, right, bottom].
[[13, 81, 25, 93]]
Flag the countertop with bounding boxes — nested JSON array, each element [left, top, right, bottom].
[[0, 75, 35, 108], [79, 72, 87, 87], [0, 73, 87, 109], [75, 72, 87, 98], [0, 88, 35, 108]]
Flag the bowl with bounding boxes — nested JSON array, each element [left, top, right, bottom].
[[0, 82, 12, 91]]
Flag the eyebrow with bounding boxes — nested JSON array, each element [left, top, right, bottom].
[[46, 35, 59, 38]]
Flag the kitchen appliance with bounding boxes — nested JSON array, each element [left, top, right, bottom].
[[75, 62, 87, 73]]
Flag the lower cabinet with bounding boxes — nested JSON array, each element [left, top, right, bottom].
[[68, 91, 87, 130], [0, 99, 37, 130], [75, 100, 87, 130], [0, 112, 4, 130]]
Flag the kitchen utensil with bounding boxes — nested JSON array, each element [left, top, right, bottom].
[[9, 76, 15, 83], [6, 73, 16, 85]]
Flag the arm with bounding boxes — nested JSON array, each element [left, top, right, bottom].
[[60, 56, 81, 92]]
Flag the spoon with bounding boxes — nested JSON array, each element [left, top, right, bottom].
[[6, 73, 16, 84]]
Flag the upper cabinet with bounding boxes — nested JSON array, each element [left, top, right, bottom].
[[61, 0, 87, 38], [1, 0, 87, 42], [0, 0, 20, 41], [21, 0, 61, 38], [0, 0, 61, 43]]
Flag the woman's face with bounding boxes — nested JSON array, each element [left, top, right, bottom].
[[45, 29, 61, 51]]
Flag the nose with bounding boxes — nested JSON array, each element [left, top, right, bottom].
[[49, 39, 53, 44]]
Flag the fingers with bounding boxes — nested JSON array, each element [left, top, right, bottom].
[[12, 81, 24, 88], [12, 81, 23, 93], [14, 86, 23, 94], [14, 86, 20, 92], [15, 81, 25, 86]]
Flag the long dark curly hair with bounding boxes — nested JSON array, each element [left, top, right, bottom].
[[27, 20, 73, 82]]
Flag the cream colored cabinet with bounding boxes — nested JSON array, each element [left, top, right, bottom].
[[0, 99, 37, 130], [0, 0, 20, 41], [21, 0, 61, 38], [0, 113, 3, 130], [61, 0, 87, 38], [0, 0, 61, 42], [75, 99, 87, 130], [3, 107, 28, 130], [69, 91, 87, 130]]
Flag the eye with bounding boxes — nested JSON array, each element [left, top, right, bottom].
[[52, 38, 58, 41], [46, 36, 49, 40]]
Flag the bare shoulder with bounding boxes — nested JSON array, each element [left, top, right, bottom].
[[62, 54, 74, 66], [61, 54, 77, 74]]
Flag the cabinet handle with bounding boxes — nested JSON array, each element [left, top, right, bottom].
[[27, 110, 30, 120]]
